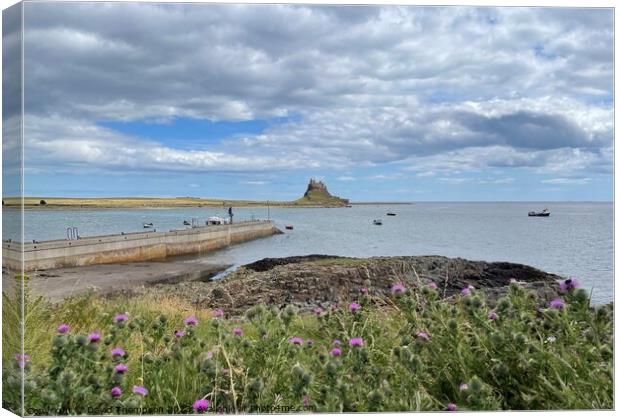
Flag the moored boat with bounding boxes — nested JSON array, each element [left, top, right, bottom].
[[285, 225, 294, 230], [373, 219, 383, 225], [143, 222, 154, 228], [386, 212, 396, 216]]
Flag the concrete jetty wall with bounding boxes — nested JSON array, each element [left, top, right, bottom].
[[2, 220, 277, 271]]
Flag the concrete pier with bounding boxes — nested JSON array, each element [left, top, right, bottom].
[[2, 220, 278, 271]]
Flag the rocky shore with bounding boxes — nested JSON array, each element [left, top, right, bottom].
[[139, 255, 563, 315]]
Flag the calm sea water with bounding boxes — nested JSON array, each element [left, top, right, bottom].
[[2, 202, 613, 303]]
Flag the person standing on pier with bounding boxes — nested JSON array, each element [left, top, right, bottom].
[[228, 207, 234, 224]]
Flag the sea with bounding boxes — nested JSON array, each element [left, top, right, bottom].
[[2, 202, 613, 304]]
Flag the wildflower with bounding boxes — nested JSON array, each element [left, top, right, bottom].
[[428, 281, 438, 290], [193, 399, 210, 413], [206, 351, 214, 359], [546, 336, 557, 343], [349, 302, 361, 313], [330, 347, 342, 357], [549, 298, 565, 310], [447, 403, 457, 411], [111, 347, 126, 357], [559, 278, 580, 293], [175, 330, 185, 338], [57, 324, 70, 334], [461, 284, 474, 296], [459, 383, 469, 392], [289, 337, 304, 345], [132, 386, 148, 396], [417, 332, 430, 341], [110, 387, 122, 398], [313, 307, 323, 316], [349, 337, 364, 347], [361, 287, 369, 294], [15, 353, 30, 369], [488, 311, 498, 321], [509, 278, 519, 284], [233, 327, 243, 337], [333, 339, 341, 346], [114, 364, 128, 374], [391, 283, 406, 294], [303, 395, 311, 407], [114, 313, 128, 323], [213, 309, 224, 318], [88, 332, 101, 343], [184, 315, 198, 326], [331, 304, 338, 311]]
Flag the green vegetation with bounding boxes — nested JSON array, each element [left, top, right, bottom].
[[293, 190, 349, 207], [2, 278, 613, 414]]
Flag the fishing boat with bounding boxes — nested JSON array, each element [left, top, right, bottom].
[[373, 219, 383, 225], [207, 216, 227, 225], [528, 208, 550, 217], [386, 212, 396, 216], [285, 225, 294, 230], [183, 220, 191, 226], [143, 222, 154, 228]]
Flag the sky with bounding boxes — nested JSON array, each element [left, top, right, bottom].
[[4, 3, 614, 201]]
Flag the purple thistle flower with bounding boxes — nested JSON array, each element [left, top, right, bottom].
[[349, 337, 364, 347], [360, 287, 369, 295], [89, 332, 101, 343], [330, 347, 342, 357], [111, 347, 125, 357], [110, 387, 122, 398], [289, 337, 304, 345], [174, 330, 185, 338], [233, 327, 243, 337], [349, 302, 361, 313], [459, 383, 469, 392], [57, 324, 70, 334], [391, 283, 406, 294], [417, 332, 430, 341], [314, 307, 323, 316], [549, 298, 565, 310], [114, 363, 128, 374], [488, 311, 498, 321], [132, 385, 148, 396], [303, 395, 311, 407], [206, 351, 214, 359], [193, 399, 210, 413], [559, 278, 580, 294], [184, 315, 198, 326], [213, 309, 224, 318], [333, 339, 341, 346], [114, 313, 128, 323], [428, 281, 438, 290], [15, 353, 30, 369], [461, 284, 474, 296], [447, 403, 457, 411]]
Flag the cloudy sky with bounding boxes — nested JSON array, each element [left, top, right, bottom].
[[12, 3, 615, 200]]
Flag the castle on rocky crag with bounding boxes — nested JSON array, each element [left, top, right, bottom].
[[304, 178, 330, 197], [299, 178, 349, 206]]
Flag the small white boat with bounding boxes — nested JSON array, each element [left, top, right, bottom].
[[143, 222, 154, 228], [373, 219, 382, 225], [207, 216, 227, 225]]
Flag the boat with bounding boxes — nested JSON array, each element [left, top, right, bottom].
[[386, 212, 396, 216], [373, 219, 383, 225], [528, 208, 550, 217], [346, 204, 352, 208], [183, 220, 191, 226], [207, 216, 227, 225], [143, 222, 154, 228], [285, 225, 294, 230]]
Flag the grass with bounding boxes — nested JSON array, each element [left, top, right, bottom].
[[293, 190, 349, 207], [2, 278, 613, 414]]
